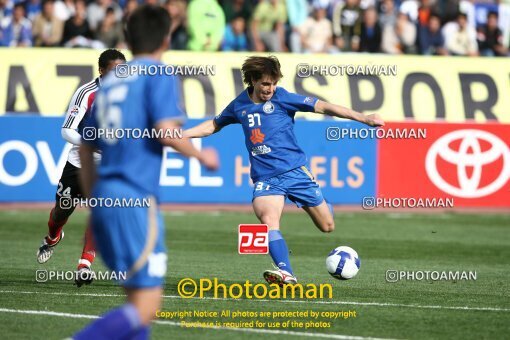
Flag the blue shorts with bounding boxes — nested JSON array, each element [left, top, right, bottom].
[[91, 180, 167, 288], [253, 166, 324, 208]]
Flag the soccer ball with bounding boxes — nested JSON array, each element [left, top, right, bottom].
[[326, 246, 361, 280]]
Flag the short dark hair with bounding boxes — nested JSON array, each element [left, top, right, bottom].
[[487, 10, 498, 19], [98, 49, 126, 69], [241, 56, 283, 88], [125, 5, 171, 55], [231, 13, 244, 22], [428, 12, 441, 22]]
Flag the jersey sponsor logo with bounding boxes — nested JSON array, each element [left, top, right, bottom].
[[425, 129, 510, 198], [238, 224, 268, 254], [251, 145, 271, 156], [262, 101, 274, 113], [250, 128, 265, 144], [70, 105, 79, 116], [304, 97, 313, 103]]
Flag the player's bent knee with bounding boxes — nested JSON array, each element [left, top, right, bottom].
[[320, 219, 335, 233], [135, 298, 162, 325], [127, 287, 163, 325], [53, 204, 74, 221]]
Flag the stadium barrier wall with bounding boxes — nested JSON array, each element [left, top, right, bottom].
[[0, 117, 377, 204], [1, 117, 508, 207], [0, 49, 509, 123]]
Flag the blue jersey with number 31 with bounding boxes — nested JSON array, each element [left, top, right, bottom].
[[82, 58, 185, 198], [214, 87, 318, 182]]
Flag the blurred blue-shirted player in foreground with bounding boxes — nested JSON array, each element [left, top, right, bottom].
[[74, 5, 218, 339], [185, 56, 384, 285]]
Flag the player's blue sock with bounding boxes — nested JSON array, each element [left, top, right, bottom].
[[121, 326, 150, 340], [73, 303, 141, 340], [268, 230, 293, 275]]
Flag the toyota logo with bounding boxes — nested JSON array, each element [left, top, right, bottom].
[[425, 129, 510, 198]]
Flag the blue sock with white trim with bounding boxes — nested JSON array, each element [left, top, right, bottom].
[[268, 230, 293, 275], [73, 303, 141, 340]]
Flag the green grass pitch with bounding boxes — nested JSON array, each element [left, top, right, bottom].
[[0, 209, 509, 339]]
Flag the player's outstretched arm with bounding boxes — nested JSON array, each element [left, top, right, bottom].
[[314, 100, 385, 127], [183, 119, 221, 138], [156, 119, 219, 171], [78, 144, 97, 199]]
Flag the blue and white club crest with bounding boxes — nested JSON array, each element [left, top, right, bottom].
[[263, 101, 274, 113]]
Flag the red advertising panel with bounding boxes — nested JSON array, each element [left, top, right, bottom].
[[377, 123, 510, 207]]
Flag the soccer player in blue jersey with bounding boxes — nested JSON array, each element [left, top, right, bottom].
[[185, 56, 384, 285], [73, 5, 218, 339]]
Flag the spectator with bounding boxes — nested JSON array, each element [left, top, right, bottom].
[[378, 0, 397, 28], [287, 0, 308, 53], [32, 0, 64, 46], [477, 11, 507, 56], [381, 12, 416, 54], [250, 0, 287, 52], [298, 4, 335, 53], [54, 0, 75, 21], [114, 0, 136, 48], [0, 3, 32, 46], [443, 12, 478, 56], [0, 0, 14, 23], [359, 6, 382, 52], [61, 0, 92, 46], [314, 0, 331, 9], [220, 0, 252, 23], [25, 0, 42, 21], [399, 0, 419, 23], [327, 0, 342, 19], [222, 13, 248, 51], [418, 13, 446, 55], [95, 6, 123, 47], [121, 0, 137, 24], [187, 0, 225, 51], [417, 0, 438, 27], [166, 0, 187, 50], [86, 0, 122, 32], [332, 0, 363, 51], [441, 0, 460, 23]]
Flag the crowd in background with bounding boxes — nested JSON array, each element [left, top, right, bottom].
[[1, 0, 509, 56]]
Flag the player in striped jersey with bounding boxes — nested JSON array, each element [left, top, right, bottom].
[[37, 49, 126, 287]]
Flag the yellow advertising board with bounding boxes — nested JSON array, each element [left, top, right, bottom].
[[0, 48, 508, 122]]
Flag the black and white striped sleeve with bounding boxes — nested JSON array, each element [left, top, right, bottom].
[[62, 81, 97, 130]]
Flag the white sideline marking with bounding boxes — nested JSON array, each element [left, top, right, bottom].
[[1, 290, 509, 312], [0, 308, 390, 340]]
